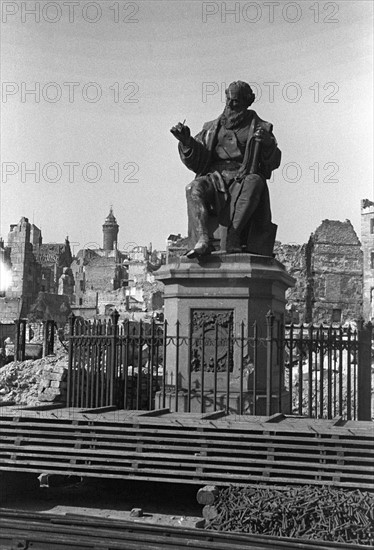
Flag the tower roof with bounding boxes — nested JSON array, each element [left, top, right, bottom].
[[104, 207, 118, 226]]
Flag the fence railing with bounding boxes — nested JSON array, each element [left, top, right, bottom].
[[67, 313, 372, 420], [285, 324, 362, 420]]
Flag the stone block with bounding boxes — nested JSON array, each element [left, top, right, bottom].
[[130, 508, 143, 517], [44, 372, 65, 381], [38, 388, 60, 402], [51, 366, 67, 375]]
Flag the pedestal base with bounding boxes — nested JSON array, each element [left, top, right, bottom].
[[155, 252, 294, 414]]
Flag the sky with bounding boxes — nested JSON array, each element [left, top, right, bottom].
[[0, 0, 373, 255]]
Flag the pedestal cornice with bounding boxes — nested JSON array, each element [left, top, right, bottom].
[[156, 252, 295, 288]]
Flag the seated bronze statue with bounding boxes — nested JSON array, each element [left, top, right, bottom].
[[170, 80, 281, 258]]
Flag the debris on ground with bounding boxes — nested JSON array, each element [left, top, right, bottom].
[[206, 485, 374, 546], [0, 344, 68, 405]]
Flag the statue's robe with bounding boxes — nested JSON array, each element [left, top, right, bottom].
[[178, 110, 281, 179], [178, 110, 282, 255]]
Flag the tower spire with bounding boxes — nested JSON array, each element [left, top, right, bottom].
[[102, 207, 119, 251]]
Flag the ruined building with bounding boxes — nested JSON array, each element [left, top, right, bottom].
[[275, 219, 363, 324], [0, 217, 73, 322], [361, 199, 374, 321], [70, 209, 165, 318], [168, 215, 365, 325]]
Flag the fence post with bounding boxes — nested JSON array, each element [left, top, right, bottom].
[[67, 313, 75, 407], [110, 309, 119, 406], [266, 310, 274, 416], [14, 318, 26, 361], [162, 320, 168, 409], [43, 319, 55, 356], [357, 320, 372, 421]]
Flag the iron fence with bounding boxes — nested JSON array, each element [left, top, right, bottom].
[[284, 324, 361, 420], [67, 313, 372, 420]]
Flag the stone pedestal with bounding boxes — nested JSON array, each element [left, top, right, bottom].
[[155, 252, 294, 414]]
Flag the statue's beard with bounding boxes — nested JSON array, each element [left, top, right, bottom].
[[221, 107, 249, 129]]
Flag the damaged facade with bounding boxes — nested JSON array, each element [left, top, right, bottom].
[[0, 210, 166, 323], [361, 199, 374, 321], [0, 217, 73, 323], [275, 219, 363, 324], [168, 212, 367, 325], [2, 203, 371, 325], [70, 209, 165, 318]]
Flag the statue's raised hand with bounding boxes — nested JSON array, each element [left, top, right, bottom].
[[170, 122, 191, 147]]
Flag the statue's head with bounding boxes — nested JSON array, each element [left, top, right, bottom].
[[225, 81, 255, 110]]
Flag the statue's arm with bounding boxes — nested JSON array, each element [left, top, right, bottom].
[[178, 129, 211, 175], [255, 123, 281, 176], [261, 133, 281, 170]]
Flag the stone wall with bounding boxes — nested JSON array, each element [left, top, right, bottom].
[[361, 199, 374, 321], [71, 249, 128, 309], [1, 220, 73, 322], [275, 219, 363, 324], [273, 243, 308, 322], [309, 220, 363, 324], [0, 298, 22, 324], [6, 218, 41, 315]]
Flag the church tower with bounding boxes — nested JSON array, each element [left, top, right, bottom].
[[102, 207, 119, 251]]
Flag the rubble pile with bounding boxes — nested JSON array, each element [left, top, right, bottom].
[[0, 346, 68, 406], [206, 485, 374, 545]]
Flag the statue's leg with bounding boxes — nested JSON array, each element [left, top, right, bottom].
[[185, 177, 215, 257], [250, 181, 272, 229], [227, 174, 266, 251]]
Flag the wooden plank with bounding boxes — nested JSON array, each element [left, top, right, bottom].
[[1, 420, 372, 446], [79, 406, 118, 414], [2, 408, 373, 436], [0, 457, 372, 488], [1, 441, 372, 464], [1, 445, 371, 468], [3, 436, 373, 464], [1, 412, 373, 493], [200, 410, 226, 420], [1, 412, 371, 437], [1, 431, 373, 456], [0, 464, 372, 490], [1, 449, 373, 478], [265, 413, 286, 423], [14, 404, 65, 412], [137, 408, 170, 417]]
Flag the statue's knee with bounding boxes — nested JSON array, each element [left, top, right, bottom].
[[186, 179, 198, 193], [242, 174, 265, 194], [186, 179, 204, 201], [244, 173, 263, 185]]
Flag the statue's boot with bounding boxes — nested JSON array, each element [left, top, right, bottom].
[[186, 197, 212, 259], [225, 227, 242, 254], [186, 235, 211, 259]]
